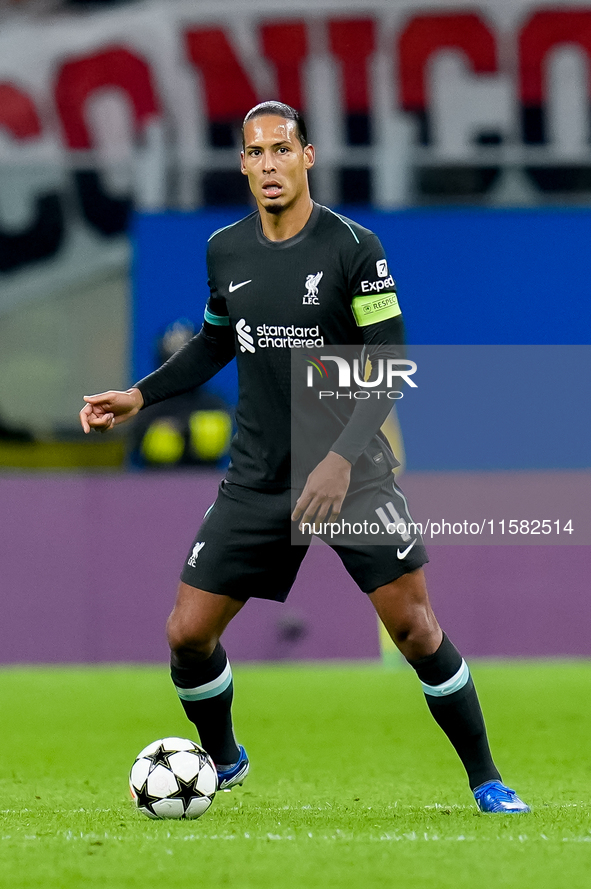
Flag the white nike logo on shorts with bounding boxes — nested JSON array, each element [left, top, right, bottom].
[[229, 280, 252, 292], [397, 538, 417, 560]]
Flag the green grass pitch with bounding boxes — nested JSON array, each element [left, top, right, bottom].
[[1, 661, 590, 889]]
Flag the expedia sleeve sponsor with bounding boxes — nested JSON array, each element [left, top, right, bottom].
[[351, 292, 401, 327], [347, 232, 402, 326], [360, 274, 395, 294]]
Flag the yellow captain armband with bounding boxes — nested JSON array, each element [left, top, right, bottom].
[[351, 292, 401, 327]]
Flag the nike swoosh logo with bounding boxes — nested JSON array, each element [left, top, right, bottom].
[[229, 280, 252, 293], [397, 538, 417, 560]]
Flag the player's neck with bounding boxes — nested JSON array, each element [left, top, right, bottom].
[[258, 195, 314, 242]]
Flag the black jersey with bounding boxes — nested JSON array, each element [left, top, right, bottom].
[[137, 203, 405, 491]]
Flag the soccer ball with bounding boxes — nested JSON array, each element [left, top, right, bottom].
[[129, 737, 217, 820]]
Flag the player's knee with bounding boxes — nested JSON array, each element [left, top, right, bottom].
[[392, 611, 440, 659], [166, 613, 218, 660]]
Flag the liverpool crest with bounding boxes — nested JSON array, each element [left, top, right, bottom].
[[303, 271, 323, 305]]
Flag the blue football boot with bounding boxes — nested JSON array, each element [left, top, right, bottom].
[[216, 745, 249, 791], [474, 780, 530, 813]]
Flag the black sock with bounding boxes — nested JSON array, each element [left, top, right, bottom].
[[170, 642, 240, 766], [409, 633, 501, 790]]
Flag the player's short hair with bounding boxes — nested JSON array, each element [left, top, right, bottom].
[[242, 101, 309, 149]]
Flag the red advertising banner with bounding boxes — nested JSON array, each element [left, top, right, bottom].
[[2, 0, 591, 287]]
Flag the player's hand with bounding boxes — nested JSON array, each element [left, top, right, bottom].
[[291, 451, 351, 530], [79, 388, 144, 434]]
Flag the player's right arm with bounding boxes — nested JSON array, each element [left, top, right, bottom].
[[133, 302, 234, 408], [133, 248, 234, 408], [80, 242, 235, 434], [80, 296, 234, 433]]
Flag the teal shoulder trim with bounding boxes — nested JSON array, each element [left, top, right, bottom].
[[207, 219, 242, 242], [323, 206, 361, 244]]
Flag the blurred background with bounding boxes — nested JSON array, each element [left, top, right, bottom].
[[1, 0, 590, 666]]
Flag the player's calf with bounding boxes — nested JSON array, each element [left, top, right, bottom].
[[409, 632, 502, 790], [166, 584, 246, 772], [409, 633, 530, 811], [170, 640, 241, 768]]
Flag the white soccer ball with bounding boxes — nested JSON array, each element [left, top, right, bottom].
[[129, 737, 217, 820]]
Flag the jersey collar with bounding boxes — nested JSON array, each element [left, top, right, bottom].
[[255, 202, 321, 249]]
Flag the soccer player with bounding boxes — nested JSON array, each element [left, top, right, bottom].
[[80, 102, 529, 814]]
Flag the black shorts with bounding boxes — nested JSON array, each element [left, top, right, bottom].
[[180, 476, 428, 602]]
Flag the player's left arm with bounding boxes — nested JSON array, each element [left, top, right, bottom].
[[291, 318, 403, 528], [292, 234, 403, 528], [328, 315, 405, 467], [329, 232, 405, 466]]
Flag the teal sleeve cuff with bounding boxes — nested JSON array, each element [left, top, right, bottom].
[[204, 307, 230, 326]]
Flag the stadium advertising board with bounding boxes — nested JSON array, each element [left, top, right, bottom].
[[3, 0, 591, 303]]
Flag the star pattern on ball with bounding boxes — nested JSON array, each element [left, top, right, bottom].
[[168, 773, 204, 807], [145, 744, 174, 770], [133, 759, 206, 812], [134, 778, 158, 810], [130, 740, 216, 819]]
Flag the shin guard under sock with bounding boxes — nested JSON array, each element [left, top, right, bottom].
[[409, 633, 501, 790], [170, 642, 239, 766]]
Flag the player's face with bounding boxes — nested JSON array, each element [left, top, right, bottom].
[[241, 116, 315, 214]]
